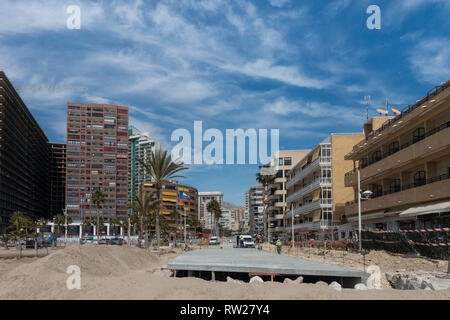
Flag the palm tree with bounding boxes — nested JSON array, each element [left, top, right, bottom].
[[91, 189, 105, 242], [110, 217, 122, 236], [207, 199, 222, 236], [256, 171, 275, 242], [53, 214, 65, 248], [8, 211, 32, 259], [82, 219, 92, 243], [137, 148, 188, 247], [127, 191, 160, 249]]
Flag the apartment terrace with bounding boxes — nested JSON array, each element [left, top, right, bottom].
[[345, 81, 449, 160]]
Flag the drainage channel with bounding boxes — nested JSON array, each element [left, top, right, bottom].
[[171, 270, 362, 288]]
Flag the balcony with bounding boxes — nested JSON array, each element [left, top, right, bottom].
[[345, 174, 450, 216], [345, 124, 450, 186], [285, 200, 321, 218], [269, 214, 284, 221], [345, 83, 450, 159], [286, 158, 320, 189], [286, 178, 332, 203]]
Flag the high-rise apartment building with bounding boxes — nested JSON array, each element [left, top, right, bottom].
[[49, 142, 66, 216], [65, 102, 129, 222], [128, 126, 159, 208], [262, 150, 310, 240], [198, 192, 223, 230], [247, 184, 264, 236], [343, 81, 450, 235], [285, 133, 363, 241], [218, 208, 234, 231], [0, 70, 50, 233]]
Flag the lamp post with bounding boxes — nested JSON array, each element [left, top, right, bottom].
[[64, 206, 68, 243], [357, 169, 373, 252], [291, 203, 294, 249]]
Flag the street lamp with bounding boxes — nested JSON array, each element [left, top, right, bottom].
[[357, 169, 373, 251]]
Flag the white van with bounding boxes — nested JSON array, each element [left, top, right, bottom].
[[209, 236, 220, 245]]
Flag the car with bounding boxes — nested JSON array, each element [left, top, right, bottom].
[[209, 236, 220, 245], [242, 236, 255, 248]]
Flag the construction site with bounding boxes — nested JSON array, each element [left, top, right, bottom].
[[0, 241, 449, 300]]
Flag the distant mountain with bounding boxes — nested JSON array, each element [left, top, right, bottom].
[[222, 201, 242, 209]]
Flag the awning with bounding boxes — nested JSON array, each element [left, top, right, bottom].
[[347, 211, 385, 222], [399, 201, 450, 217]]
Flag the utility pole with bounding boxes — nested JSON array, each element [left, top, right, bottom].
[[291, 204, 294, 249], [364, 96, 370, 121]]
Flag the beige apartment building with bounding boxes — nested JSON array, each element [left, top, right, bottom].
[[343, 81, 450, 235], [285, 134, 363, 241], [262, 150, 309, 241]]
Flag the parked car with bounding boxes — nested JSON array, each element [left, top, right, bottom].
[[209, 236, 220, 245]]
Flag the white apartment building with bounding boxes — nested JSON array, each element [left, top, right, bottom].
[[198, 191, 223, 230]]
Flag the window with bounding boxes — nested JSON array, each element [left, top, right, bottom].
[[370, 150, 381, 163], [413, 127, 425, 143], [284, 157, 292, 165], [388, 141, 399, 155], [278, 158, 283, 165], [389, 179, 400, 193], [414, 171, 426, 187]]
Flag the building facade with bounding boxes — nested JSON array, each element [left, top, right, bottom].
[[65, 102, 129, 222], [198, 191, 223, 230], [0, 71, 50, 233], [128, 126, 159, 209], [343, 81, 450, 235], [262, 150, 310, 240], [141, 180, 198, 236], [49, 142, 66, 217], [285, 133, 363, 241], [247, 184, 264, 236]]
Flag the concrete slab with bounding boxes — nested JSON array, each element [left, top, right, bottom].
[[168, 248, 369, 282]]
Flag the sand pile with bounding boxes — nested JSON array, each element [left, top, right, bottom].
[[1, 245, 449, 300], [0, 244, 161, 299]]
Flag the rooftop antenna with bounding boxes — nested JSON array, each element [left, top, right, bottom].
[[364, 96, 370, 120]]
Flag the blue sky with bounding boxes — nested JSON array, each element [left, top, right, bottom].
[[1, 0, 449, 206]]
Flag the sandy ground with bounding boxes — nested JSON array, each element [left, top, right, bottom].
[[262, 243, 449, 289], [0, 244, 449, 300]]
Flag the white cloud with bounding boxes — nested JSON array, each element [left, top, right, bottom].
[[222, 59, 328, 89], [268, 0, 290, 8], [409, 38, 450, 84]]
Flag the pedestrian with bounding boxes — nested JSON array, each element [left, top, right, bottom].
[[276, 239, 282, 254]]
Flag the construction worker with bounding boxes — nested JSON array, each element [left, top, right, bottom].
[[275, 239, 282, 254], [257, 235, 262, 250], [239, 235, 244, 248]]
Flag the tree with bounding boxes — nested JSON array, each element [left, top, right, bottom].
[[137, 148, 188, 247], [207, 200, 222, 236], [82, 219, 92, 240], [8, 211, 32, 259], [110, 217, 121, 236], [256, 171, 275, 242], [127, 191, 160, 249], [92, 189, 106, 242], [53, 214, 65, 248]]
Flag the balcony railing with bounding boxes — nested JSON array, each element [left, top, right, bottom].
[[347, 83, 450, 155], [286, 178, 332, 203], [345, 173, 450, 206], [286, 158, 320, 188], [345, 121, 450, 177]]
